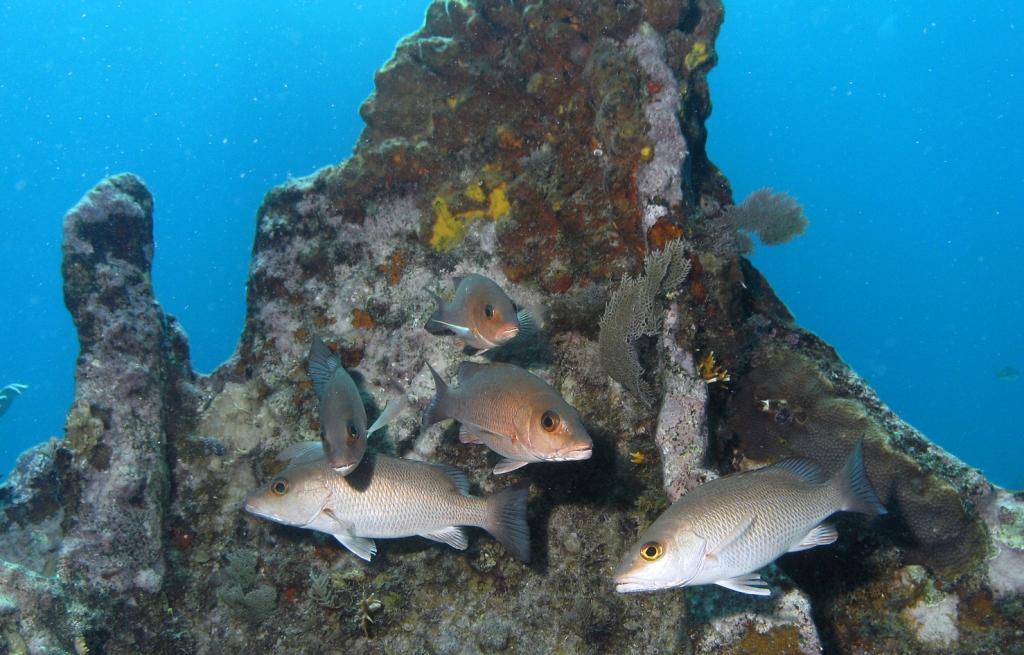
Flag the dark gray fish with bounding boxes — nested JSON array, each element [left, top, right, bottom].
[[307, 336, 403, 475]]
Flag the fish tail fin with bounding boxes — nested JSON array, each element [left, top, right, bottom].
[[515, 307, 538, 337], [424, 290, 450, 335], [484, 482, 531, 563], [834, 439, 887, 515], [422, 363, 452, 426]]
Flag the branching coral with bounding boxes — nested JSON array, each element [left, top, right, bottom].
[[598, 240, 691, 403], [724, 188, 808, 253]]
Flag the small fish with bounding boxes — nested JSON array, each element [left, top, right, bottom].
[[307, 336, 403, 475], [0, 383, 28, 418], [244, 443, 531, 562], [614, 441, 886, 595], [423, 361, 593, 474], [425, 273, 535, 353], [996, 365, 1020, 382]]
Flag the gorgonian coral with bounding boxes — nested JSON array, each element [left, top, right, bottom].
[[598, 240, 691, 404]]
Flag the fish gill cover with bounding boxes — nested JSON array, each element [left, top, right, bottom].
[[0, 1, 1021, 654]]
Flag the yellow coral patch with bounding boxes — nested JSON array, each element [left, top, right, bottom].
[[464, 182, 486, 203], [429, 182, 511, 251], [685, 41, 710, 72], [430, 196, 465, 251], [488, 183, 510, 219], [640, 145, 653, 161]]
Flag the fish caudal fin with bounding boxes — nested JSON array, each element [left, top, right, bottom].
[[307, 335, 342, 397], [515, 307, 539, 337], [484, 483, 531, 563], [424, 290, 454, 335], [422, 364, 452, 427], [834, 440, 887, 515]]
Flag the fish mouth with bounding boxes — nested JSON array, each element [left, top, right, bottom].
[[331, 461, 358, 475], [551, 446, 592, 462], [613, 574, 675, 594]]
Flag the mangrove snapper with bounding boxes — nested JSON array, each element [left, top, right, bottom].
[[244, 442, 531, 562], [614, 441, 886, 595], [307, 336, 403, 474], [423, 361, 593, 474], [425, 273, 534, 353]]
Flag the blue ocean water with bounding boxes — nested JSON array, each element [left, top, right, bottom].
[[0, 1, 1019, 488]]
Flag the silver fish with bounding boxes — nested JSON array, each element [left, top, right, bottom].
[[423, 361, 593, 474], [614, 441, 886, 595], [425, 273, 534, 353], [244, 443, 530, 562], [307, 336, 403, 475]]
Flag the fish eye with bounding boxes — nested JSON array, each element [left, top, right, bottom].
[[541, 410, 560, 432], [271, 477, 289, 496], [640, 542, 664, 561], [347, 422, 359, 443], [484, 303, 494, 319]]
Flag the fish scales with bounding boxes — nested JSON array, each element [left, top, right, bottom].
[[673, 468, 839, 567], [322, 455, 487, 537]]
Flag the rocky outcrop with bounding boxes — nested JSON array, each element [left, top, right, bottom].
[[1, 2, 1021, 654]]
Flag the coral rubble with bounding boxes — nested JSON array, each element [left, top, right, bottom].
[[1, 1, 1021, 653]]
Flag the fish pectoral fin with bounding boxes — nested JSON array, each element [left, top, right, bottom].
[[789, 522, 839, 552], [458, 424, 485, 444], [322, 508, 355, 533], [334, 534, 377, 561], [715, 573, 771, 596], [709, 514, 756, 560], [493, 458, 530, 475], [276, 441, 324, 465], [420, 526, 469, 550], [430, 319, 474, 339], [367, 394, 408, 434]]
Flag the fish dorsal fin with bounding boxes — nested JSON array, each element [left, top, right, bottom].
[[715, 572, 771, 596], [421, 526, 469, 550], [789, 523, 839, 552], [707, 514, 755, 560], [307, 336, 342, 397], [457, 360, 489, 384], [277, 441, 324, 465], [431, 462, 471, 495], [770, 457, 826, 484]]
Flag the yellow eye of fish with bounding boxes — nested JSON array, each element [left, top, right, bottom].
[[640, 542, 663, 561], [484, 303, 494, 319], [271, 478, 289, 496], [541, 410, 560, 432], [347, 423, 359, 443]]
